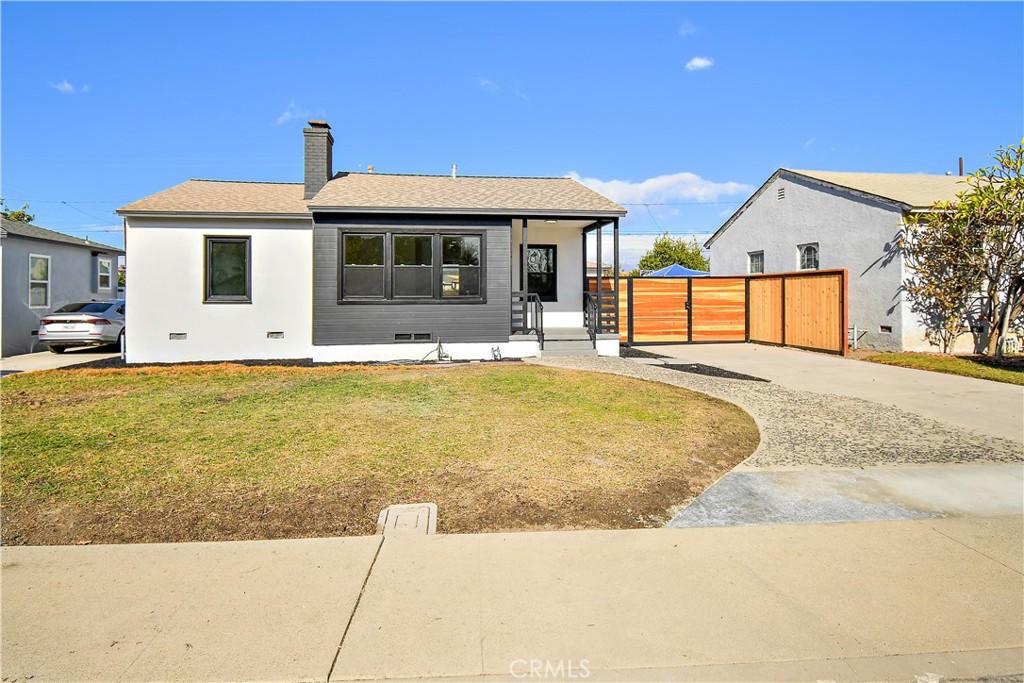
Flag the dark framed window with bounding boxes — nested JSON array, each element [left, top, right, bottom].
[[441, 235, 481, 298], [342, 234, 386, 299], [523, 244, 557, 302], [392, 234, 434, 298], [338, 230, 485, 303], [204, 236, 251, 303]]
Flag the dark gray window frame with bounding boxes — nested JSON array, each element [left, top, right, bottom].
[[204, 235, 252, 304], [341, 233, 387, 300], [337, 227, 487, 305], [391, 233, 435, 300]]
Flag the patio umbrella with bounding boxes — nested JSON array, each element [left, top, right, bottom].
[[645, 263, 709, 277]]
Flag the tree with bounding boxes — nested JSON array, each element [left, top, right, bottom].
[[0, 198, 35, 223], [633, 233, 709, 275], [902, 140, 1024, 356]]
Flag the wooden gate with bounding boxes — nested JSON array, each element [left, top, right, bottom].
[[622, 269, 847, 355]]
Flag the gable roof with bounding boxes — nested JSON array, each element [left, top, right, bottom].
[[784, 169, 969, 209], [704, 168, 971, 248], [1, 217, 123, 253], [307, 172, 626, 217], [116, 179, 310, 217]]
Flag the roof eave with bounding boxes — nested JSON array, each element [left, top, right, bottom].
[[117, 209, 313, 220], [307, 205, 627, 218]]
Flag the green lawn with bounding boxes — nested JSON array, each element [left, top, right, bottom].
[[864, 352, 1024, 385], [1, 362, 758, 545]]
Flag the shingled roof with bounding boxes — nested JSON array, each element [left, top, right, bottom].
[[1, 217, 123, 253], [308, 172, 626, 216], [117, 180, 310, 217], [784, 169, 970, 208]]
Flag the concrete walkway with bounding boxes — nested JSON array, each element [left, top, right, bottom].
[[0, 347, 118, 375], [672, 462, 1024, 528], [2, 516, 1022, 682], [641, 343, 1024, 442]]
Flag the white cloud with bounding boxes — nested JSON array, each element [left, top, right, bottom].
[[684, 56, 714, 71], [477, 77, 500, 94], [276, 100, 311, 125], [678, 20, 698, 37], [567, 170, 751, 205], [804, 137, 816, 148], [51, 79, 77, 94]]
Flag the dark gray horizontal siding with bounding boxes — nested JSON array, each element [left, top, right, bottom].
[[313, 214, 512, 345]]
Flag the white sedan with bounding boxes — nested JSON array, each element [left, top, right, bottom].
[[38, 300, 125, 353]]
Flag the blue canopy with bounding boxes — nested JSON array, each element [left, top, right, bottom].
[[645, 263, 709, 277]]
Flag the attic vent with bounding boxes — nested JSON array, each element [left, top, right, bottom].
[[777, 187, 786, 200]]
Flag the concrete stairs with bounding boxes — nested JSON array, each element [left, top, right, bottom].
[[541, 328, 597, 357]]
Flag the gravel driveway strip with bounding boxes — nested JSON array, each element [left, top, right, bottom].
[[534, 356, 1022, 468]]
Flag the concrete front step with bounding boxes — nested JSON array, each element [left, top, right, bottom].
[[542, 339, 598, 357]]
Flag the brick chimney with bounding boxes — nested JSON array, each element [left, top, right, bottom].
[[303, 120, 333, 200]]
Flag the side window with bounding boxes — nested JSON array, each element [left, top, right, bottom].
[[441, 235, 481, 298], [342, 234, 386, 299], [98, 257, 113, 290], [205, 236, 251, 303], [748, 251, 764, 275], [798, 243, 819, 270], [392, 234, 434, 298], [29, 254, 50, 308]]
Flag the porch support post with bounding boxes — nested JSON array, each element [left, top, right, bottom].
[[521, 218, 528, 293], [613, 217, 620, 334], [596, 222, 603, 333]]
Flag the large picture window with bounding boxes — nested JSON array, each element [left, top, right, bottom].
[[339, 230, 484, 303], [29, 254, 50, 308], [205, 236, 251, 303]]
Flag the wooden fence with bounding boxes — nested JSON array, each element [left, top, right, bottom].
[[590, 269, 848, 355]]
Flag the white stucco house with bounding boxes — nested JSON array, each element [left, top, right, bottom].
[[704, 168, 975, 352], [116, 120, 625, 364]]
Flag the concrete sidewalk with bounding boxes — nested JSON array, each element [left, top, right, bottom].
[[639, 343, 1024, 442], [3, 516, 1022, 682], [0, 347, 118, 375]]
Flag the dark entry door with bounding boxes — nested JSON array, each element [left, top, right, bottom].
[[524, 245, 557, 302]]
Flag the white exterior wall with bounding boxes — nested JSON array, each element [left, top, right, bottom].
[[312, 339, 539, 363], [511, 221, 585, 328], [125, 216, 313, 363], [709, 174, 907, 352]]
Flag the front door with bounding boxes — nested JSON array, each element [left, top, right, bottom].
[[524, 245, 557, 302]]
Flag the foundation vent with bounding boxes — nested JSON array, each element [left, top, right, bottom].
[[169, 333, 187, 341], [267, 331, 285, 339]]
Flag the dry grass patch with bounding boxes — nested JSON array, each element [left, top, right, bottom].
[[1, 362, 758, 544]]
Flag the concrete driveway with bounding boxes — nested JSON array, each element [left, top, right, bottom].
[[640, 343, 1023, 442], [0, 347, 119, 376]]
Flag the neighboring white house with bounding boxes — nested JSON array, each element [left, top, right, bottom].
[[116, 121, 626, 364], [704, 168, 976, 352], [1, 218, 124, 357]]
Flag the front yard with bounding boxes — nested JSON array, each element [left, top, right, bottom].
[[1, 362, 758, 544], [863, 352, 1024, 386]]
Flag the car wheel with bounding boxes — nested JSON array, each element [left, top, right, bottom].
[[49, 346, 67, 354]]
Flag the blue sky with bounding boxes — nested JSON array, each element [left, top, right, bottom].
[[2, 2, 1021, 266]]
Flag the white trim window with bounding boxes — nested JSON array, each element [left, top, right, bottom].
[[798, 243, 819, 270], [748, 251, 765, 274], [98, 257, 113, 290], [29, 253, 51, 308]]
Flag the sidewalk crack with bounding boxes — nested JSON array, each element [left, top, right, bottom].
[[928, 523, 1023, 576], [326, 535, 386, 681]]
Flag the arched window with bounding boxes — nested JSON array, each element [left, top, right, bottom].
[[799, 243, 819, 270]]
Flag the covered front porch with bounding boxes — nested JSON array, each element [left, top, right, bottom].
[[509, 216, 621, 353]]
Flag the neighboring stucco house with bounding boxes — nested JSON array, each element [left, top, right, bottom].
[[704, 168, 971, 352], [1, 218, 124, 357], [116, 120, 625, 364]]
